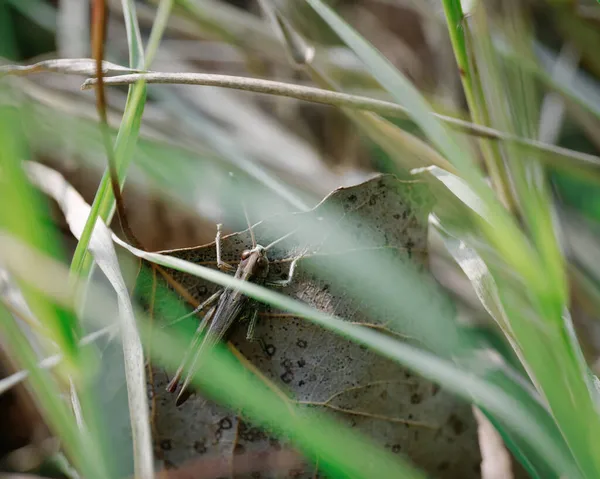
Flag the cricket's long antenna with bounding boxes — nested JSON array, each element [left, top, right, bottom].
[[265, 228, 298, 251], [229, 172, 256, 248], [242, 199, 256, 248]]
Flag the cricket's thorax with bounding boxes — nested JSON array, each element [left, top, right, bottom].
[[236, 245, 270, 284]]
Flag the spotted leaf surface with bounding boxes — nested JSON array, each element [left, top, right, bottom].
[[143, 175, 480, 478]]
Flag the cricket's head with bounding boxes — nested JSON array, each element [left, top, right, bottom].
[[239, 245, 270, 283]]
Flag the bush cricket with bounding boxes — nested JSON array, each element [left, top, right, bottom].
[[166, 219, 305, 406]]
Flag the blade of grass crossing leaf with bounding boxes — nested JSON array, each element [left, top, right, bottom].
[[146, 316, 428, 479]]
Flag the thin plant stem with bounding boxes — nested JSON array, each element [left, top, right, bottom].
[[81, 72, 600, 176]]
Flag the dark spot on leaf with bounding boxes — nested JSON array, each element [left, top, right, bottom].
[[296, 339, 307, 348], [410, 393, 422, 405], [234, 443, 245, 455], [198, 285, 207, 295], [281, 358, 293, 369], [239, 422, 266, 442], [393, 214, 401, 220], [281, 370, 294, 383], [193, 441, 207, 454], [219, 417, 233, 430], [392, 444, 401, 453], [448, 414, 466, 435], [298, 380, 305, 386], [297, 358, 306, 368], [265, 344, 276, 357], [369, 195, 378, 206], [404, 371, 412, 379], [379, 390, 388, 400], [431, 384, 440, 396], [348, 194, 357, 203], [160, 439, 172, 450]]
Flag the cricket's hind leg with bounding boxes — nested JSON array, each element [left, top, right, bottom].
[[165, 291, 221, 327], [266, 249, 307, 288], [242, 307, 269, 356]]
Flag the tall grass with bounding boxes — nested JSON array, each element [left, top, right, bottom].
[[2, 0, 600, 478]]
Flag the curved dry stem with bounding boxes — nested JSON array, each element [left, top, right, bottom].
[[81, 72, 600, 172]]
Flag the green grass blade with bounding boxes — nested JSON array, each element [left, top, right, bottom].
[[148, 321, 428, 478], [70, 0, 172, 279], [441, 0, 513, 207]]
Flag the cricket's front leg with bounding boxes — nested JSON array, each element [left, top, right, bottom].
[[216, 223, 236, 272]]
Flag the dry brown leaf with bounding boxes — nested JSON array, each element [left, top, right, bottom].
[[142, 175, 480, 478]]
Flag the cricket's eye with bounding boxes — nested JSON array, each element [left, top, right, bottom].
[[241, 250, 252, 260]]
